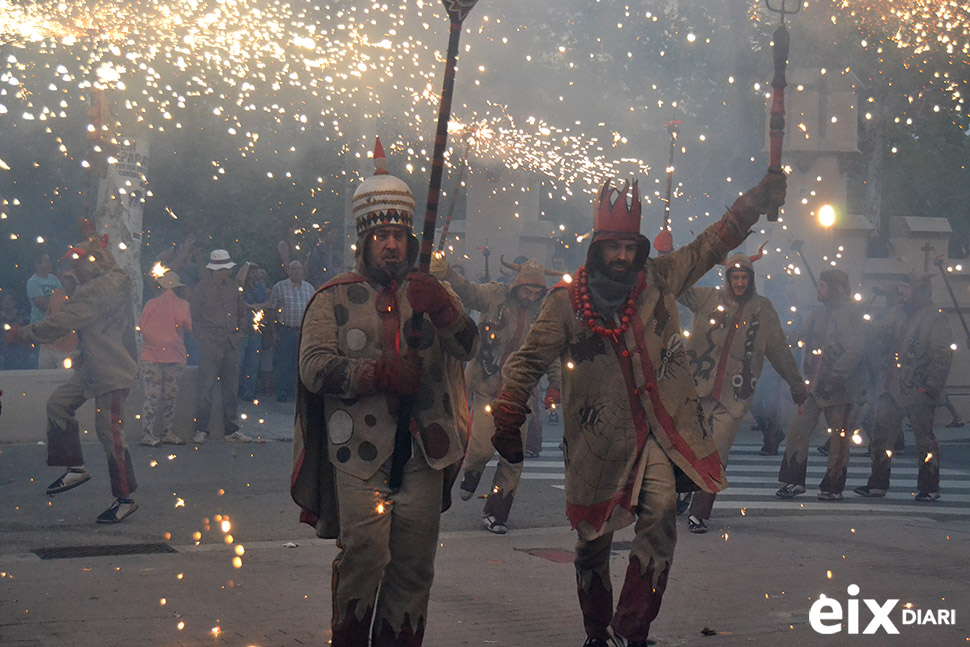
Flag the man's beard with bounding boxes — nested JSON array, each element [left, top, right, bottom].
[[366, 255, 410, 285], [605, 260, 634, 282]]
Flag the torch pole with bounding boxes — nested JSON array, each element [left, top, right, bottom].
[[391, 1, 478, 491], [436, 145, 468, 254], [764, 0, 799, 221], [662, 120, 681, 232], [790, 240, 819, 290]]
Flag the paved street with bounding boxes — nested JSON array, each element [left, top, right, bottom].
[[1, 399, 969, 646]]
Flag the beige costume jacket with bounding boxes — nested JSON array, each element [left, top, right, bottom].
[[440, 268, 560, 396], [869, 304, 953, 407], [22, 266, 137, 397], [298, 272, 479, 481], [500, 221, 743, 540], [680, 287, 804, 418], [794, 298, 866, 407]]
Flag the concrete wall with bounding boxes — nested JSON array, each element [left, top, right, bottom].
[[0, 366, 227, 444]]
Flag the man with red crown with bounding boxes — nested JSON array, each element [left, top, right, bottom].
[[677, 244, 806, 533], [291, 138, 480, 646], [430, 252, 562, 534], [493, 171, 785, 647]]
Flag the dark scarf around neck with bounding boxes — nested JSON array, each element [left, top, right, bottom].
[[587, 267, 637, 318]]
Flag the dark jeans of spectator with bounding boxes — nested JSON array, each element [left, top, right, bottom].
[[238, 333, 262, 401], [273, 326, 300, 400]]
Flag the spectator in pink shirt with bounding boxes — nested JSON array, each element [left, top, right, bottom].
[[138, 271, 192, 447]]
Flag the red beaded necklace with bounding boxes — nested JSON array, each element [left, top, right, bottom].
[[571, 265, 642, 340]]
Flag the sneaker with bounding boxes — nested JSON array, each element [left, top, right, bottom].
[[192, 431, 209, 444], [458, 487, 475, 502], [914, 491, 940, 503], [139, 431, 161, 447], [582, 638, 612, 647], [687, 514, 707, 534], [482, 514, 508, 535], [161, 431, 185, 446], [225, 431, 254, 443], [46, 468, 91, 495], [816, 444, 829, 457], [853, 485, 887, 498], [946, 420, 964, 428], [759, 447, 778, 456], [96, 497, 138, 524], [817, 491, 843, 501], [775, 483, 806, 499], [676, 491, 693, 516]]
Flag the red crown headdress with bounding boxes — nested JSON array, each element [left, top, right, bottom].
[[593, 179, 641, 239]]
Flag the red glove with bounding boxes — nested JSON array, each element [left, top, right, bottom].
[[375, 355, 422, 395], [731, 171, 787, 230], [544, 387, 561, 410], [490, 391, 530, 464], [406, 272, 461, 328]]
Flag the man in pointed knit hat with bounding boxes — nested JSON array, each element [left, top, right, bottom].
[[494, 170, 785, 647], [854, 272, 953, 502], [775, 269, 866, 501], [291, 139, 479, 646], [677, 244, 806, 532], [9, 237, 140, 523], [431, 252, 562, 534]]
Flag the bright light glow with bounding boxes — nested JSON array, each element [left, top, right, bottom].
[[818, 204, 836, 228]]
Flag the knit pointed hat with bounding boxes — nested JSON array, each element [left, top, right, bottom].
[[500, 256, 562, 291], [352, 137, 416, 237]]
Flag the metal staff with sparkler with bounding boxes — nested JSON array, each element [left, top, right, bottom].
[[390, 0, 479, 491], [436, 142, 468, 254], [765, 0, 799, 222], [662, 119, 681, 233], [790, 239, 819, 290], [934, 254, 970, 350]]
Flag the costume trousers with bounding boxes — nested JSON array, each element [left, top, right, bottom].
[[142, 362, 185, 438], [867, 393, 939, 493], [461, 391, 531, 523], [575, 435, 676, 643], [195, 339, 240, 435], [46, 378, 136, 498], [778, 395, 851, 493], [331, 456, 444, 647], [689, 397, 743, 520]]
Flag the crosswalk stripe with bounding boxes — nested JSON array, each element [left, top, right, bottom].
[[546, 484, 969, 513], [501, 460, 969, 480], [720, 474, 970, 490], [710, 487, 970, 504]]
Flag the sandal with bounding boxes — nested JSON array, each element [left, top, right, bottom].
[[687, 514, 707, 534], [482, 514, 508, 535]]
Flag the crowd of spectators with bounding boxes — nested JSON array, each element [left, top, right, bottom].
[[0, 227, 341, 429]]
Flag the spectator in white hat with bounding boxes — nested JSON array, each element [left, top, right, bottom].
[[189, 249, 255, 443]]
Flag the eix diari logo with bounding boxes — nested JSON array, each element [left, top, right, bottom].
[[809, 584, 956, 635]]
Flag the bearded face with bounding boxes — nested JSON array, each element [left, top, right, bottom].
[[596, 239, 639, 281], [512, 285, 544, 306]]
